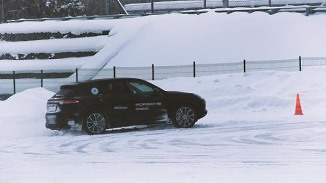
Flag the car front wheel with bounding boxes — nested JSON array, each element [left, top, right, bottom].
[[82, 111, 108, 135], [172, 105, 197, 128]]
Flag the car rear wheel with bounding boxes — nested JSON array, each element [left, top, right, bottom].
[[172, 105, 196, 128], [82, 111, 108, 135]]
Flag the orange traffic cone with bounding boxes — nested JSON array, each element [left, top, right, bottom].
[[294, 93, 303, 115]]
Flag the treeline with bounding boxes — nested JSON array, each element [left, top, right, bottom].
[[0, 0, 126, 22]]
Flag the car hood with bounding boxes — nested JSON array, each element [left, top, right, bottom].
[[166, 91, 203, 100]]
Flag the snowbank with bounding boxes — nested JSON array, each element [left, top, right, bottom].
[[0, 19, 115, 34], [0, 88, 54, 139]]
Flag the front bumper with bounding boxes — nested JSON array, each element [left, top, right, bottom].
[[198, 109, 208, 119], [197, 99, 208, 120]]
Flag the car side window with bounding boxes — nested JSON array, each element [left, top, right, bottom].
[[109, 81, 131, 97], [127, 81, 154, 96]]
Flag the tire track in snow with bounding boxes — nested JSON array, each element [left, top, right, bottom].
[[1, 122, 326, 167]]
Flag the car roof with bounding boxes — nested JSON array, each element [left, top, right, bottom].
[[61, 78, 143, 87]]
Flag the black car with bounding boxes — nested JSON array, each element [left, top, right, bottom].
[[46, 78, 207, 134]]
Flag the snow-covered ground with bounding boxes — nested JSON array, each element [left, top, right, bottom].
[[1, 11, 326, 183], [1, 66, 326, 183]]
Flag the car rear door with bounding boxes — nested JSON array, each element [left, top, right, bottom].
[[99, 80, 135, 127]]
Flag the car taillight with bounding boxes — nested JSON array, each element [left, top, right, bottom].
[[60, 100, 80, 105], [50, 100, 80, 105], [47, 100, 79, 113]]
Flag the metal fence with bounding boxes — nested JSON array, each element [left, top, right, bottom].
[[123, 0, 326, 13], [3, 0, 326, 24], [1, 56, 326, 97]]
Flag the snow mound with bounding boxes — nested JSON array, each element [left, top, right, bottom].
[[4, 87, 54, 116], [0, 88, 54, 139]]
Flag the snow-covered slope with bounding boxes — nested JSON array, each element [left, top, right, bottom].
[[1, 11, 326, 71]]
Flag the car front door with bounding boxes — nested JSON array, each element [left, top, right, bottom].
[[125, 79, 167, 125]]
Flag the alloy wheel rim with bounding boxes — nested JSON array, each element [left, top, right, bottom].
[[86, 113, 106, 134], [176, 107, 195, 127]]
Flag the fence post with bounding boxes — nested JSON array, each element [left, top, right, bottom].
[[243, 60, 246, 73], [113, 66, 116, 78], [193, 61, 196, 77], [13, 71, 16, 94], [105, 0, 109, 15], [299, 56, 302, 71], [269, 0, 271, 6], [75, 68, 78, 82], [151, 0, 154, 13], [41, 70, 43, 87], [152, 64, 155, 80], [306, 7, 311, 16], [223, 0, 229, 8], [204, 0, 207, 9]]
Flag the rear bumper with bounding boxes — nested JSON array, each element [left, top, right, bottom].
[[45, 113, 74, 130]]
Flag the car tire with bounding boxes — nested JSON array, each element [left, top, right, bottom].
[[172, 105, 197, 128], [82, 111, 108, 135]]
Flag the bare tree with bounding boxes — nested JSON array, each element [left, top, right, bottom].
[[80, 0, 105, 15], [1, 0, 124, 21], [1, 0, 4, 22]]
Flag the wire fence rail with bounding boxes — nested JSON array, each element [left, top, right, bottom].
[[1, 56, 326, 97]]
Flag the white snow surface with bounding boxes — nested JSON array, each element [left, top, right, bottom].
[[1, 11, 326, 183], [1, 67, 326, 183]]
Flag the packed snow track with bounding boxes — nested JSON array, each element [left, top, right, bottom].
[[1, 120, 326, 183]]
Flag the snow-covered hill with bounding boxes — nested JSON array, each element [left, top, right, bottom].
[[1, 11, 326, 71], [1, 11, 326, 183]]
